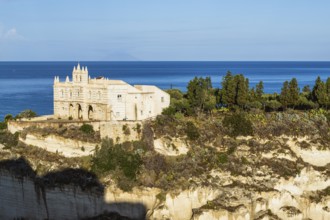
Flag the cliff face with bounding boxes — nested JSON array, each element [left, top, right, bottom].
[[3, 112, 330, 220], [2, 142, 330, 220], [0, 159, 146, 220], [20, 133, 96, 157]]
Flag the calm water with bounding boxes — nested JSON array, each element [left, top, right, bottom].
[[1, 61, 330, 119]]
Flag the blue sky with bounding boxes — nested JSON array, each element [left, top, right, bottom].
[[0, 0, 329, 61]]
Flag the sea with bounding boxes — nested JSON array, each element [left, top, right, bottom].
[[1, 61, 330, 119]]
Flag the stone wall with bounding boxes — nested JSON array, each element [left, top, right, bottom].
[[100, 121, 142, 142], [8, 120, 102, 133], [8, 120, 142, 141]]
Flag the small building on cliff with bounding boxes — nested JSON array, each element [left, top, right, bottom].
[[53, 64, 170, 121]]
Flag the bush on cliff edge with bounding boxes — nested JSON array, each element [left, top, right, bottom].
[[91, 138, 142, 180], [80, 124, 94, 134], [222, 112, 253, 137]]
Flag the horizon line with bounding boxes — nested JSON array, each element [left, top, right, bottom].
[[0, 60, 329, 62]]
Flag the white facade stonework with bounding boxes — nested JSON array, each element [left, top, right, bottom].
[[54, 64, 170, 121]]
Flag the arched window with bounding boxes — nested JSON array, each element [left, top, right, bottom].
[[80, 76, 82, 82], [88, 105, 93, 120], [70, 90, 72, 98], [61, 90, 64, 98]]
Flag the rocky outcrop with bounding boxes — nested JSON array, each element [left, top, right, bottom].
[[154, 137, 189, 156], [285, 136, 330, 166], [20, 133, 96, 157]]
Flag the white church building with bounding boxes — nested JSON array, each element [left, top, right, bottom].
[[53, 64, 170, 121]]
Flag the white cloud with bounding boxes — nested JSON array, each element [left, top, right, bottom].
[[0, 25, 25, 42], [2, 28, 24, 40]]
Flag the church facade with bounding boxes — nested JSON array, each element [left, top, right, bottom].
[[53, 64, 170, 121]]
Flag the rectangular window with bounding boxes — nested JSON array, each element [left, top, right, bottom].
[[161, 97, 164, 103], [117, 94, 122, 102], [116, 112, 120, 117]]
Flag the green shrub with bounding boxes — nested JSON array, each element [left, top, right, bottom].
[[122, 124, 131, 135], [227, 146, 236, 155], [321, 111, 330, 124], [297, 96, 316, 110], [79, 124, 94, 134], [222, 112, 253, 137], [117, 176, 135, 191], [0, 131, 19, 148], [15, 109, 37, 119], [265, 100, 282, 112], [185, 121, 200, 141], [4, 114, 13, 122], [0, 122, 7, 130], [247, 101, 262, 110], [156, 192, 167, 202], [91, 138, 142, 180], [162, 106, 176, 116], [174, 112, 184, 120], [136, 123, 142, 134], [218, 153, 228, 164], [241, 156, 249, 164]]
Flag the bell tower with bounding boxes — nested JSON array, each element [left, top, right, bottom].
[[72, 63, 89, 84]]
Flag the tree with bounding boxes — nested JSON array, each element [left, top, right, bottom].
[[280, 81, 290, 109], [255, 81, 264, 102], [326, 78, 330, 108], [249, 87, 257, 102], [187, 77, 215, 115], [312, 76, 327, 107], [235, 74, 249, 108], [302, 85, 311, 93], [221, 71, 236, 106], [162, 89, 192, 116], [166, 89, 184, 100], [220, 72, 250, 109], [288, 78, 299, 108]]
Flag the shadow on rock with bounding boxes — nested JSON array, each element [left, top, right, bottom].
[[0, 157, 146, 220]]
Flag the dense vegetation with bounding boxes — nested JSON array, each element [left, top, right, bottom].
[[164, 72, 330, 117]]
